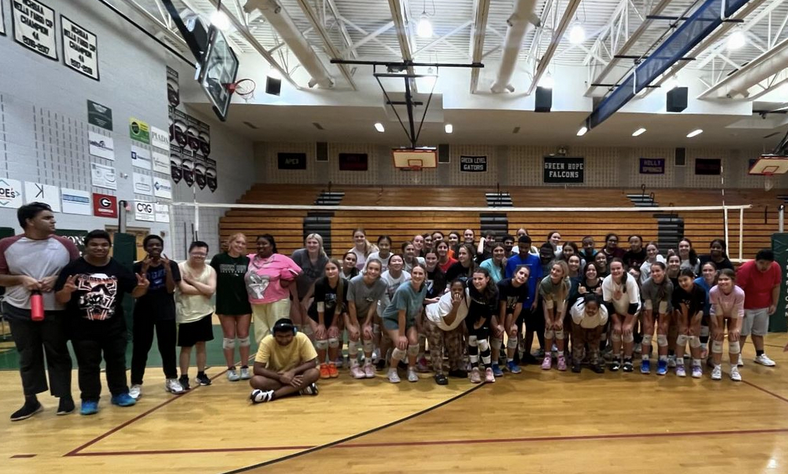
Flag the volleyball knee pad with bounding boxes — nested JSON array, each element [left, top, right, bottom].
[[729, 341, 741, 354], [642, 334, 652, 346], [507, 338, 519, 349], [554, 329, 565, 340], [468, 335, 478, 347], [689, 336, 701, 349], [611, 333, 622, 343], [392, 347, 406, 360], [362, 338, 374, 352], [348, 341, 359, 356], [544, 329, 555, 339], [676, 334, 689, 347], [315, 339, 328, 350], [657, 335, 668, 347], [711, 340, 723, 354], [328, 338, 340, 349], [407, 344, 419, 357], [623, 333, 634, 344], [238, 336, 251, 347], [222, 338, 236, 349], [491, 338, 502, 350], [478, 339, 490, 352], [700, 326, 710, 338]]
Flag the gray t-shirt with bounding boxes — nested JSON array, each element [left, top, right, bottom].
[[382, 281, 427, 325], [347, 274, 388, 319], [291, 249, 329, 299], [641, 277, 674, 312]]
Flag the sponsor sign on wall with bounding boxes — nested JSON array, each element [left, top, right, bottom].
[[88, 131, 114, 160], [134, 201, 154, 222], [92, 193, 117, 218], [61, 188, 91, 215], [24, 182, 60, 212], [91, 162, 116, 190], [0, 178, 23, 208]]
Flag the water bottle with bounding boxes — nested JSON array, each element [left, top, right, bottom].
[[30, 290, 44, 322]]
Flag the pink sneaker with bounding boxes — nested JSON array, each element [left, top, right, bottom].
[[470, 367, 482, 384], [350, 365, 365, 379], [557, 355, 567, 371], [363, 362, 375, 378], [541, 356, 552, 370], [484, 367, 496, 383]]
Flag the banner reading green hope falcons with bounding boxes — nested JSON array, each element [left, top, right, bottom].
[[543, 156, 584, 184]]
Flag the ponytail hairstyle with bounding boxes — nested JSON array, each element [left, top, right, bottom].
[[649, 261, 670, 301], [610, 258, 629, 292], [472, 267, 498, 304], [719, 268, 736, 282]]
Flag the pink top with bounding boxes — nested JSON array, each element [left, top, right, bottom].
[[244, 253, 301, 304], [709, 285, 745, 319]]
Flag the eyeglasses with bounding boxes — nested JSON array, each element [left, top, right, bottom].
[[190, 253, 207, 257]]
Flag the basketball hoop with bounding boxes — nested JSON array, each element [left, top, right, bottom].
[[409, 165, 422, 172], [764, 172, 774, 191], [227, 78, 256, 102]]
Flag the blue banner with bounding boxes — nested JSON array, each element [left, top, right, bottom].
[[639, 158, 665, 174]]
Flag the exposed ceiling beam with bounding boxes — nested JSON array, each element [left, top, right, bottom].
[[387, 0, 417, 88], [342, 18, 401, 57], [295, 0, 357, 89], [526, 0, 582, 95], [324, 0, 357, 59], [699, 35, 788, 99], [122, 0, 191, 55], [343, 20, 395, 54], [469, 0, 490, 93]]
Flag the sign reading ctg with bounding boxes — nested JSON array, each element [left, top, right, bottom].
[[543, 156, 584, 184]]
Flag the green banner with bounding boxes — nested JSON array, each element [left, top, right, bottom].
[[770, 233, 788, 332], [114, 233, 138, 336], [129, 117, 150, 143], [55, 228, 88, 255]]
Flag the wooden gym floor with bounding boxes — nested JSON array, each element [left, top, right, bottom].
[[2, 332, 788, 473]]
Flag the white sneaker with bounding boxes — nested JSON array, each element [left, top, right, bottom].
[[129, 384, 142, 400], [755, 354, 776, 367], [691, 366, 703, 378], [730, 366, 742, 382], [227, 368, 241, 382], [711, 365, 722, 381], [676, 365, 686, 377], [165, 378, 184, 394], [407, 368, 419, 383], [239, 367, 251, 380], [350, 365, 366, 379], [387, 368, 400, 383], [737, 357, 744, 367]]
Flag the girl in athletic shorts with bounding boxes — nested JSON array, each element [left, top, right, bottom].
[[466, 268, 499, 383], [570, 294, 608, 374], [665, 253, 683, 368], [694, 261, 717, 363], [381, 264, 428, 383], [639, 262, 674, 375], [376, 255, 411, 370], [708, 269, 744, 381], [673, 268, 707, 378], [539, 261, 571, 371], [494, 266, 530, 374], [307, 260, 348, 379], [603, 259, 641, 372], [575, 262, 605, 354], [345, 259, 387, 379]]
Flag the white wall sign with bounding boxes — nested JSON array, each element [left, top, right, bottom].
[[61, 16, 98, 80], [12, 0, 57, 60], [0, 178, 23, 208], [133, 173, 152, 195], [150, 126, 169, 150], [131, 145, 152, 170], [134, 201, 154, 222], [155, 203, 170, 223], [152, 149, 169, 174], [24, 182, 60, 212], [88, 131, 114, 160], [91, 162, 117, 190], [153, 177, 172, 199], [61, 188, 91, 215]]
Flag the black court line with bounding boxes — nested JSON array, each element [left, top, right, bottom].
[[221, 383, 485, 474]]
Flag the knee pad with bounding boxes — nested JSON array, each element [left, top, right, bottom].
[[468, 335, 478, 347], [729, 341, 741, 354], [348, 340, 358, 356], [657, 335, 668, 347], [478, 339, 490, 352], [554, 329, 565, 340], [362, 338, 374, 353], [711, 340, 723, 354], [642, 334, 652, 346], [676, 334, 689, 347], [544, 329, 555, 339], [507, 337, 519, 349], [238, 336, 251, 347], [392, 347, 406, 360], [407, 344, 419, 357], [623, 333, 634, 344], [491, 337, 502, 350], [328, 338, 340, 349], [373, 323, 380, 336], [700, 326, 710, 338], [689, 336, 701, 349], [315, 339, 328, 350], [611, 333, 622, 343], [222, 338, 236, 350]]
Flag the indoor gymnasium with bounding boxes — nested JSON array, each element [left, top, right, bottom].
[[3, 0, 788, 472]]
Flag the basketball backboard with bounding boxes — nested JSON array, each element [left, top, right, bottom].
[[748, 155, 788, 175], [196, 24, 239, 122], [392, 147, 438, 169]]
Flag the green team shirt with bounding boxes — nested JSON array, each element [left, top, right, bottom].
[[210, 252, 252, 315]]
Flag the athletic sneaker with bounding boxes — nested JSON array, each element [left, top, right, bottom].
[[335, 358, 344, 369], [328, 362, 339, 378], [738, 358, 745, 367], [416, 356, 430, 373], [111, 393, 137, 407], [129, 384, 142, 399], [557, 355, 567, 371], [319, 363, 331, 379], [484, 367, 496, 383], [363, 362, 375, 378], [470, 367, 482, 384], [755, 354, 776, 367], [667, 355, 677, 368], [491, 363, 504, 377], [591, 364, 605, 374], [623, 360, 634, 372], [239, 366, 251, 380], [250, 389, 274, 404], [80, 400, 99, 416], [196, 373, 211, 386], [387, 368, 401, 383], [730, 366, 742, 382], [178, 375, 191, 391], [571, 362, 582, 373], [165, 378, 184, 394], [656, 360, 668, 376], [640, 359, 651, 374], [541, 356, 552, 370], [676, 365, 686, 377], [711, 365, 722, 380], [57, 397, 75, 416], [691, 365, 703, 378], [300, 383, 319, 396], [10, 401, 43, 421], [350, 365, 365, 379], [407, 368, 419, 383], [434, 373, 448, 385], [506, 361, 522, 374], [610, 359, 621, 371], [227, 368, 241, 382]]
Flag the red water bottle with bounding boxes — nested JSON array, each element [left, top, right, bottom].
[[30, 290, 44, 322]]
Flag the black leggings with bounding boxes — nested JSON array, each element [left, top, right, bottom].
[[131, 314, 177, 384]]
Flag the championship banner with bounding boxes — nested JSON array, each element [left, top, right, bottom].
[[12, 0, 57, 60], [61, 16, 98, 80], [770, 233, 788, 332]]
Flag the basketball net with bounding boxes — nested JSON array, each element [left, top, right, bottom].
[[227, 79, 256, 103], [409, 165, 422, 184], [764, 172, 774, 191]]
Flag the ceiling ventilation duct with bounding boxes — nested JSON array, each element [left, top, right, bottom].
[[490, 0, 539, 93], [698, 36, 788, 99]]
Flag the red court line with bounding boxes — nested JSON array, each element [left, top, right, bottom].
[[743, 379, 788, 404], [68, 445, 313, 457], [11, 454, 37, 458]]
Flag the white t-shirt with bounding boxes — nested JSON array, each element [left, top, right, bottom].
[[377, 270, 411, 316], [367, 252, 392, 272], [639, 255, 666, 283], [570, 298, 609, 328], [425, 288, 469, 331], [602, 274, 641, 316], [176, 262, 216, 323]]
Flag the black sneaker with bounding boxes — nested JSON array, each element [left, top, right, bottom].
[[571, 363, 582, 373], [11, 401, 43, 421], [610, 359, 621, 371], [623, 360, 634, 372], [375, 359, 387, 371], [591, 364, 606, 374], [57, 397, 75, 416], [299, 382, 319, 396], [178, 375, 191, 391], [522, 354, 539, 365], [196, 372, 211, 386], [434, 373, 449, 385]]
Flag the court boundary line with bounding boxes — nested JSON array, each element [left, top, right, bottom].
[[743, 379, 788, 404], [221, 383, 486, 473]]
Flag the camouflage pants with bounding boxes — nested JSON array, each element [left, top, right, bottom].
[[425, 319, 465, 374]]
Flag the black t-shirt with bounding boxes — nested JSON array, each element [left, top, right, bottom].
[[671, 283, 706, 317], [307, 277, 348, 322], [425, 267, 447, 300], [497, 278, 529, 315], [55, 257, 137, 337], [445, 262, 473, 285], [623, 249, 647, 270], [467, 284, 498, 323], [133, 260, 181, 320], [698, 254, 734, 272], [210, 252, 252, 315]]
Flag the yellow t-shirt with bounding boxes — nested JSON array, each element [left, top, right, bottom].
[[254, 332, 317, 371]]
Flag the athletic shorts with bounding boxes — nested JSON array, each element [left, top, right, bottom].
[[178, 314, 214, 347], [742, 308, 769, 337], [383, 316, 414, 332], [643, 300, 669, 314], [308, 311, 337, 328]]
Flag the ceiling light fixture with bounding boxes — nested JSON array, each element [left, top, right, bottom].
[[569, 21, 585, 44], [267, 68, 282, 80], [577, 126, 588, 137], [540, 72, 554, 89], [210, 10, 230, 31], [444, 124, 453, 134], [632, 128, 647, 137], [727, 29, 746, 50], [687, 129, 703, 138], [417, 15, 433, 38], [374, 123, 385, 133]]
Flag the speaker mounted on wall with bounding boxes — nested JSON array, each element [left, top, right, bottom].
[[266, 76, 282, 96], [535, 86, 552, 113], [667, 87, 688, 113]]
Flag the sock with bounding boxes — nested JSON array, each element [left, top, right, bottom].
[[692, 358, 701, 367], [507, 357, 514, 363], [730, 363, 737, 370], [659, 355, 668, 362], [642, 355, 649, 361], [757, 350, 764, 357]]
